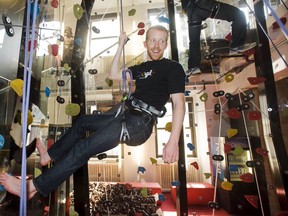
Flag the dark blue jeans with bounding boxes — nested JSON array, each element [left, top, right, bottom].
[[33, 107, 154, 197], [186, 0, 247, 69]]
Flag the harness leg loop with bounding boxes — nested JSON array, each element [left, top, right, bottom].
[[120, 121, 130, 143]]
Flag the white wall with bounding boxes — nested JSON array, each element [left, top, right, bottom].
[[122, 132, 157, 182]]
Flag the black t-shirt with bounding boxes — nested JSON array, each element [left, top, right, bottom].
[[128, 58, 186, 111]]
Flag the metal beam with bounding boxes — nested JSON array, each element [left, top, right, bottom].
[[70, 0, 95, 215], [167, 0, 188, 215], [254, 0, 288, 210]]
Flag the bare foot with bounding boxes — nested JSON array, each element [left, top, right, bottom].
[[0, 172, 37, 200], [36, 138, 51, 166]]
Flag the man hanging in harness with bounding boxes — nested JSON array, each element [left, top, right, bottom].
[[0, 25, 186, 199]]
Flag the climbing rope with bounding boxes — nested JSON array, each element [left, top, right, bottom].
[[19, 1, 38, 215], [237, 89, 265, 215], [244, 0, 288, 68], [262, 0, 288, 38], [117, 0, 134, 109], [119, 0, 133, 99]]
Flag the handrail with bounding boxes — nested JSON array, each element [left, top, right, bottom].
[[0, 76, 11, 95], [0, 86, 11, 95], [0, 75, 11, 83]]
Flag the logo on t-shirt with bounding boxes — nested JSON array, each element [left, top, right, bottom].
[[138, 69, 155, 79]]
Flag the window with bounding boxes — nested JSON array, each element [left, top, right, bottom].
[[89, 13, 119, 58], [156, 97, 196, 157], [37, 21, 61, 56]]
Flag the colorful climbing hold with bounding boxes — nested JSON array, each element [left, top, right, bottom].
[[165, 122, 172, 132], [244, 195, 258, 209], [51, 0, 59, 8], [137, 166, 146, 174], [233, 145, 244, 156], [225, 73, 234, 82], [128, 8, 136, 16], [191, 161, 199, 170], [150, 157, 158, 165], [10, 79, 23, 97], [65, 103, 81, 116], [63, 63, 71, 73], [221, 181, 233, 191], [0, 134, 5, 150], [224, 143, 232, 153], [45, 86, 50, 97], [73, 4, 84, 20], [171, 181, 180, 187], [247, 77, 266, 85], [256, 147, 269, 157], [138, 29, 145, 35], [227, 128, 238, 138], [240, 173, 254, 183], [105, 77, 113, 87], [137, 22, 145, 28], [187, 143, 195, 151], [204, 173, 212, 179], [226, 107, 241, 119], [200, 92, 208, 102], [248, 111, 261, 120]]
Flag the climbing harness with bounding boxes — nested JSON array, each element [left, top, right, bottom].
[[119, 121, 130, 143], [127, 96, 166, 118]]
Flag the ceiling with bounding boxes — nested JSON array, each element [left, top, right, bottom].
[[64, 0, 170, 12], [0, 0, 170, 15]]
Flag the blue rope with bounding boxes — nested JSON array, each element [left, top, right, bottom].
[[20, 1, 38, 215], [262, 0, 288, 38], [119, 0, 133, 100], [19, 1, 31, 214], [244, 0, 288, 68]]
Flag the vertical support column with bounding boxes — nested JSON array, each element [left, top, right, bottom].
[[70, 0, 95, 215], [166, 0, 188, 215], [254, 0, 288, 210], [177, 131, 188, 216], [167, 0, 179, 62]]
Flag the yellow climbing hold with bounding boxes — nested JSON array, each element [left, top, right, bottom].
[[105, 77, 113, 87], [227, 128, 238, 138], [128, 8, 136, 16], [150, 157, 158, 165], [73, 4, 84, 20], [19, 110, 33, 125], [165, 122, 172, 132], [200, 92, 208, 102], [225, 73, 234, 82], [34, 167, 42, 178], [10, 79, 23, 96], [65, 103, 81, 116], [204, 173, 212, 179], [221, 181, 233, 191], [63, 63, 71, 72]]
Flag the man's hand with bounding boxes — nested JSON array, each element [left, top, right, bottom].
[[162, 141, 179, 163], [162, 93, 185, 164], [109, 31, 129, 80], [119, 31, 128, 47]]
